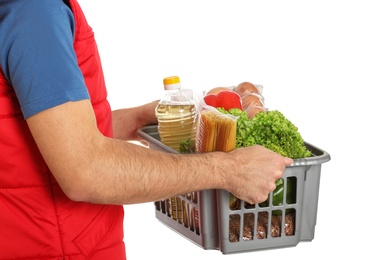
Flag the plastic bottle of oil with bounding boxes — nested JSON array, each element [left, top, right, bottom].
[[155, 76, 197, 153]]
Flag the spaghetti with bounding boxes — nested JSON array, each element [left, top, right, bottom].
[[197, 109, 237, 153]]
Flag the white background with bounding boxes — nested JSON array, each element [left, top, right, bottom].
[[79, 1, 371, 259]]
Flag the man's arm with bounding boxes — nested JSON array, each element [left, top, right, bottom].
[[111, 100, 159, 141], [27, 100, 292, 205]]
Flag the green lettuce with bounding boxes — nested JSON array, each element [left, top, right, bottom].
[[217, 108, 311, 159]]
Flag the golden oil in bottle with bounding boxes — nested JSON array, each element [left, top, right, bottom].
[[155, 76, 197, 152]]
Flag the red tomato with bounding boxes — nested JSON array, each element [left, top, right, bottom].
[[204, 90, 242, 110]]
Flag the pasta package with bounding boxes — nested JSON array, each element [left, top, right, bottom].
[[196, 106, 238, 153]]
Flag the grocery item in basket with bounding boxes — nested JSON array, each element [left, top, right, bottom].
[[240, 92, 267, 119], [235, 82, 260, 95], [234, 82, 267, 119], [155, 76, 198, 152], [204, 90, 243, 111], [206, 86, 233, 95], [196, 107, 237, 153], [218, 108, 311, 159], [204, 81, 266, 119]]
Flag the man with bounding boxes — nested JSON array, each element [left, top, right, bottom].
[[0, 0, 292, 259]]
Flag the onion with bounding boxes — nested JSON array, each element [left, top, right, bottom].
[[241, 93, 264, 108], [246, 106, 267, 119], [235, 82, 259, 96], [235, 81, 267, 118], [206, 87, 232, 95], [240, 92, 266, 119]]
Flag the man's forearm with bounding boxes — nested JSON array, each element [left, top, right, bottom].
[[74, 137, 222, 205]]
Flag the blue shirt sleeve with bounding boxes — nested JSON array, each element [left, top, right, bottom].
[[1, 0, 90, 119]]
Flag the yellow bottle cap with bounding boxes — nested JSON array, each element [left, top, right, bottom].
[[163, 76, 180, 86]]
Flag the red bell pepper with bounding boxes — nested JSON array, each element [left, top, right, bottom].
[[204, 90, 243, 110]]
